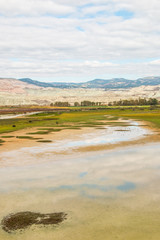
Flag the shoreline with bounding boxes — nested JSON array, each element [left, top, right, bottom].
[[0, 119, 160, 167], [0, 119, 159, 152], [0, 126, 99, 153]]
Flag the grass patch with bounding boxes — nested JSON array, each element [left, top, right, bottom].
[[28, 131, 50, 135], [1, 136, 14, 138], [0, 139, 5, 143], [16, 136, 43, 140], [37, 140, 52, 143], [29, 112, 58, 117], [37, 128, 62, 132], [64, 127, 81, 130], [16, 136, 34, 139], [37, 128, 55, 130], [50, 129, 62, 132]]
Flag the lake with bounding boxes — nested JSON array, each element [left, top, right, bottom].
[[0, 121, 160, 239]]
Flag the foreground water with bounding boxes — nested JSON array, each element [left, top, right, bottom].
[[0, 123, 160, 239]]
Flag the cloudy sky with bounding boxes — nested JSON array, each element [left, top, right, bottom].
[[0, 0, 160, 82]]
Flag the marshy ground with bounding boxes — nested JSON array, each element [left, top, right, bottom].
[[0, 107, 160, 151]]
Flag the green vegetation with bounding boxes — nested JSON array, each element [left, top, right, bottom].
[[104, 108, 160, 129], [108, 98, 159, 106], [120, 112, 160, 128], [28, 131, 51, 135], [0, 106, 160, 136], [64, 127, 81, 130], [37, 128, 62, 132], [16, 136, 34, 139], [54, 101, 70, 107], [1, 136, 14, 138], [16, 136, 42, 140], [49, 98, 159, 107], [30, 112, 58, 117], [37, 140, 52, 143], [78, 101, 102, 106]]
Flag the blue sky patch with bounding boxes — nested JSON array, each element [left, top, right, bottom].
[[76, 26, 84, 32], [10, 58, 20, 62], [115, 10, 134, 19]]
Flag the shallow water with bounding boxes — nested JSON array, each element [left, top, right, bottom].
[[0, 123, 160, 239], [0, 112, 41, 120], [0, 120, 151, 167]]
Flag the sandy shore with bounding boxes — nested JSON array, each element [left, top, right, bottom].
[[0, 127, 99, 153]]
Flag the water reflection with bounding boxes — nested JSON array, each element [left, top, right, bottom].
[[117, 181, 136, 192], [79, 172, 88, 178], [0, 143, 160, 196], [0, 124, 160, 239]]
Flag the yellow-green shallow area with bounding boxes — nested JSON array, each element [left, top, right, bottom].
[[0, 107, 160, 239]]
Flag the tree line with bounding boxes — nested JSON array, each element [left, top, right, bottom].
[[50, 98, 159, 107], [50, 101, 102, 107], [108, 98, 159, 106]]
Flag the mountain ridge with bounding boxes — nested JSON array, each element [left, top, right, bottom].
[[19, 77, 160, 89]]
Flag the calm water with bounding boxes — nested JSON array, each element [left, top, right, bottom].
[[0, 123, 160, 240], [0, 120, 151, 166]]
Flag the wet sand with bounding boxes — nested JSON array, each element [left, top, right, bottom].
[[0, 126, 95, 153]]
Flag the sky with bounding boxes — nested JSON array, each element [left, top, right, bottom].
[[0, 0, 160, 82]]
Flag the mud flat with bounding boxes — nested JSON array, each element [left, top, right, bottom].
[[0, 120, 160, 239]]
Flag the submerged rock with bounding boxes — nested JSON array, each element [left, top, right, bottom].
[[1, 211, 67, 233]]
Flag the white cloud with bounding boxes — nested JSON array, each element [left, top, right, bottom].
[[0, 0, 160, 81], [0, 0, 75, 16], [83, 61, 117, 67], [150, 59, 160, 65]]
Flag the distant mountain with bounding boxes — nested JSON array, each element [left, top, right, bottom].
[[19, 78, 79, 88], [19, 77, 160, 89]]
